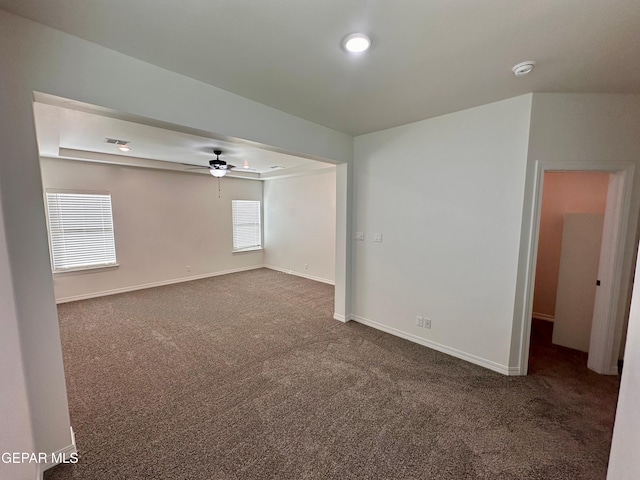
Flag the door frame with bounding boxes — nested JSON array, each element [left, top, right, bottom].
[[518, 159, 636, 375]]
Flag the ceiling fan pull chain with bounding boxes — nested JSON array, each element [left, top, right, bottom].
[[218, 177, 221, 198]]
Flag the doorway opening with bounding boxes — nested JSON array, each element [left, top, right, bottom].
[[519, 160, 636, 376], [529, 172, 610, 372]]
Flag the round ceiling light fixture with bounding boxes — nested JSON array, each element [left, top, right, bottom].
[[210, 169, 227, 178], [342, 33, 371, 54], [512, 61, 536, 77]]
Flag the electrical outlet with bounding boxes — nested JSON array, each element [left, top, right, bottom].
[[355, 232, 364, 241], [423, 317, 431, 329], [304, 264, 308, 270], [187, 265, 191, 272], [373, 233, 383, 243]]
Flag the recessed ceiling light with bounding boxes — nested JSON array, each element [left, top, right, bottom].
[[118, 145, 131, 152], [342, 33, 371, 54], [512, 61, 536, 77]]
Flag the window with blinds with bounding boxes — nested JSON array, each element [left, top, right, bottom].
[[232, 200, 262, 252], [45, 192, 118, 272]]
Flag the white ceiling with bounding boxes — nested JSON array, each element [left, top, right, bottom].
[[2, 0, 639, 136]]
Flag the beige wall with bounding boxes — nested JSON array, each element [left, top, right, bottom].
[[264, 170, 336, 284], [533, 172, 609, 319], [40, 158, 263, 302]]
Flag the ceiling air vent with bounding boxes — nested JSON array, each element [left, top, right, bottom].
[[104, 137, 130, 146], [270, 165, 285, 170]]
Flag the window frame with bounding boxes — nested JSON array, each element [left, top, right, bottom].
[[44, 189, 119, 274], [231, 199, 262, 253]]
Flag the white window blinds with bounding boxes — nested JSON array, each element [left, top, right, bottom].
[[46, 192, 117, 272], [232, 200, 262, 252]]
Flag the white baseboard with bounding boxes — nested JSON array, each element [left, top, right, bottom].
[[532, 312, 555, 322], [263, 265, 335, 285], [38, 427, 77, 477], [351, 315, 513, 376], [55, 265, 264, 303], [333, 313, 353, 323]]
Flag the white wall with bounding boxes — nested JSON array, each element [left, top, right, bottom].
[[0, 10, 351, 478], [608, 239, 640, 479], [0, 186, 36, 480], [40, 158, 263, 302], [264, 170, 336, 284], [352, 95, 533, 373], [334, 163, 353, 321]]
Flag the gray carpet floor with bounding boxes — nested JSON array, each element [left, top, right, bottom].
[[44, 268, 619, 479]]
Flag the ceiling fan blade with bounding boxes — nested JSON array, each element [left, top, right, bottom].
[[226, 164, 237, 170], [184, 166, 210, 170]]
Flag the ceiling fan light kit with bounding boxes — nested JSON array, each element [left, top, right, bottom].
[[183, 149, 237, 196], [208, 149, 236, 177], [185, 149, 236, 176]]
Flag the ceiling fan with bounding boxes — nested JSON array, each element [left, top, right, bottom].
[[185, 149, 236, 177]]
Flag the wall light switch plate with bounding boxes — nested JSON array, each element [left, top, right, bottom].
[[416, 316, 424, 327], [355, 232, 364, 241], [374, 233, 383, 243]]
